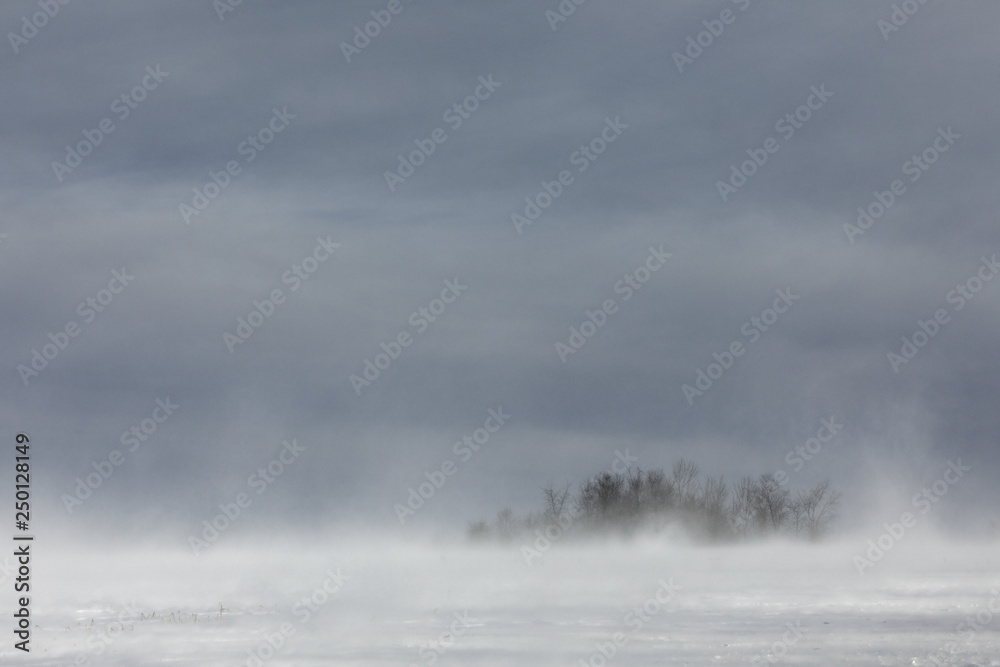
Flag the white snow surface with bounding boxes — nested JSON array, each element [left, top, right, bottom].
[[13, 532, 1000, 666]]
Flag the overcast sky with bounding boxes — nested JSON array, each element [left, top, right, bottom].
[[3, 0, 998, 541]]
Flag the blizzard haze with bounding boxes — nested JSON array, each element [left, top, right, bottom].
[[1, 0, 999, 663], [26, 531, 1000, 665]]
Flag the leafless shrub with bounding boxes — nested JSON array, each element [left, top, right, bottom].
[[466, 461, 841, 545]]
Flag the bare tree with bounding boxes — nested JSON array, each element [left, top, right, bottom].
[[541, 481, 571, 523], [699, 475, 730, 538], [624, 467, 645, 519], [797, 480, 842, 541], [787, 494, 807, 537], [576, 472, 625, 525], [493, 508, 517, 541], [755, 473, 789, 534], [671, 459, 700, 509], [467, 519, 489, 540], [644, 469, 675, 513], [597, 472, 625, 520], [729, 475, 758, 537]]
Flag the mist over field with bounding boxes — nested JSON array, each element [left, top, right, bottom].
[[15, 527, 1000, 666], [2, 0, 1000, 664]]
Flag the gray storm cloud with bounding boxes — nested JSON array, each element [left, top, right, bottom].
[[0, 0, 997, 540]]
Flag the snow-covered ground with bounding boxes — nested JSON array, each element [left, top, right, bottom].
[[16, 533, 1000, 666]]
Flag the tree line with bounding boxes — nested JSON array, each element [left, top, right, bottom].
[[468, 460, 841, 544]]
